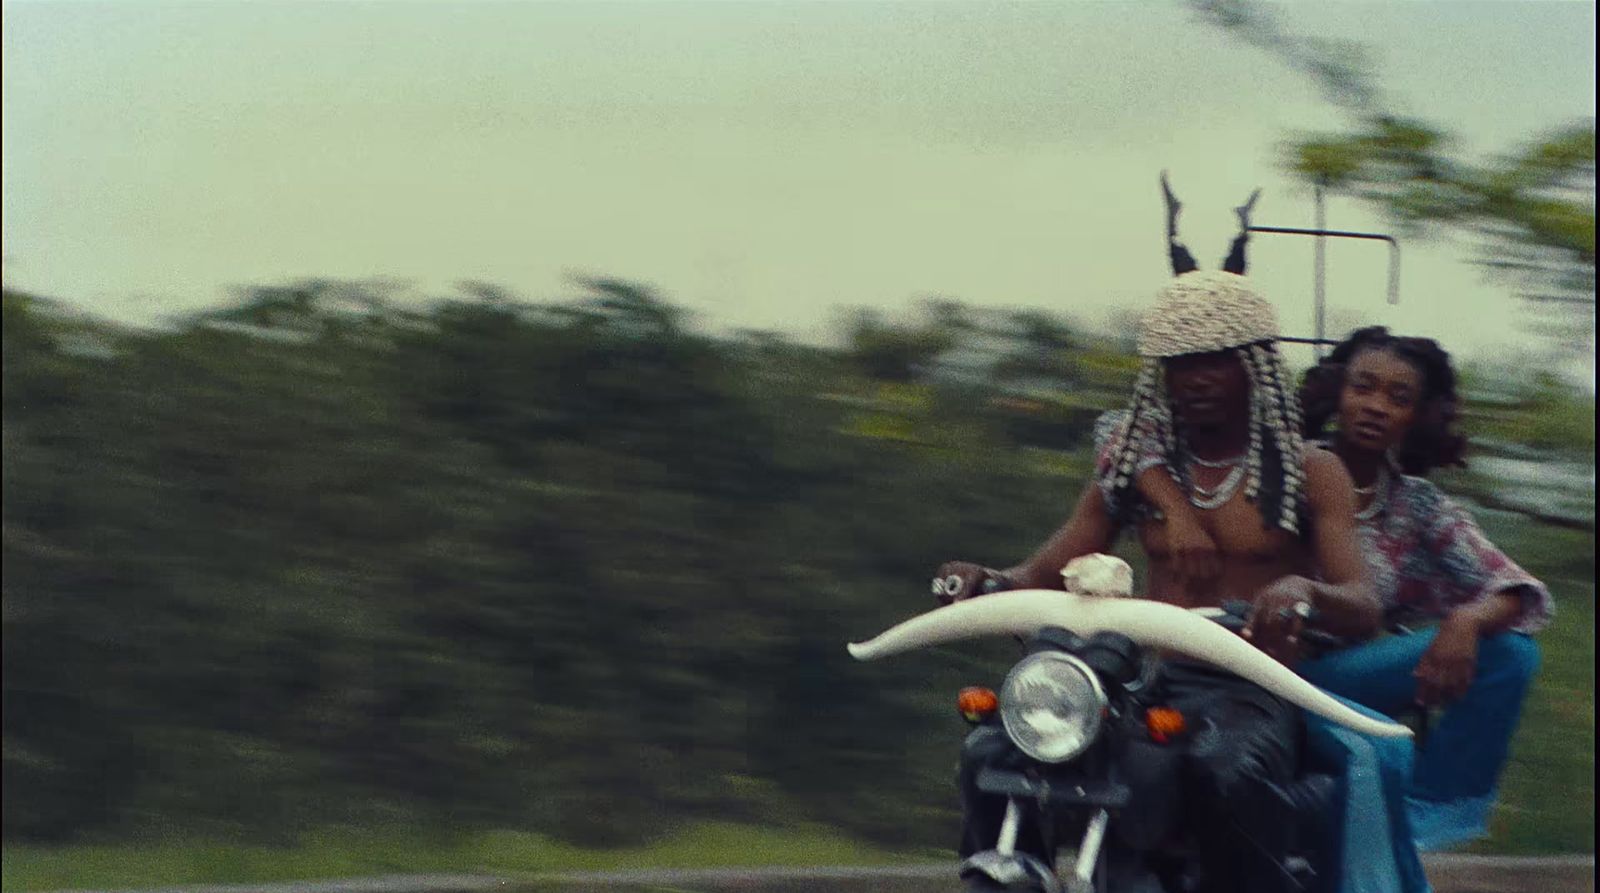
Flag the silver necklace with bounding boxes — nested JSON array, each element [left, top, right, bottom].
[[1191, 452, 1246, 470], [1354, 467, 1390, 522], [1187, 462, 1245, 510]]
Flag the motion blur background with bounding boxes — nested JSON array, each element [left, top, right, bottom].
[[2, 1, 1593, 889]]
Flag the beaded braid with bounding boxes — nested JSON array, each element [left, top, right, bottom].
[[1240, 344, 1279, 530], [1240, 347, 1267, 502], [1107, 362, 1155, 507], [1242, 342, 1308, 534], [1272, 345, 1309, 501], [1105, 360, 1180, 521], [1149, 370, 1177, 460]]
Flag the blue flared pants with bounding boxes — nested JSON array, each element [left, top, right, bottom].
[[1302, 630, 1541, 858]]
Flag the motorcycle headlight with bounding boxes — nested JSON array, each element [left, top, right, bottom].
[[999, 651, 1107, 763]]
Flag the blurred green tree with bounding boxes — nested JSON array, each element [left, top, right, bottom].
[[1194, 0, 1596, 351]]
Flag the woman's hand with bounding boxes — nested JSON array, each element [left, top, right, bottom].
[[932, 562, 1012, 605], [1414, 615, 1480, 707], [1245, 576, 1315, 666]]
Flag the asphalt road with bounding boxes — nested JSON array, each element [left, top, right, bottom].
[[535, 856, 1595, 893], [52, 855, 1596, 893]]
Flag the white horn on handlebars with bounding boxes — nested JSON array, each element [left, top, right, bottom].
[[846, 589, 1412, 739]]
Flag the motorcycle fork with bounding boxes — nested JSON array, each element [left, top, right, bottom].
[[1071, 808, 1111, 890], [995, 795, 1112, 893], [997, 797, 1023, 855]]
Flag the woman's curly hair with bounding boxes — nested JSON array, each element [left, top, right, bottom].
[[1298, 326, 1468, 476]]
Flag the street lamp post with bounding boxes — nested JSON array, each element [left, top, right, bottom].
[[1249, 184, 1401, 355]]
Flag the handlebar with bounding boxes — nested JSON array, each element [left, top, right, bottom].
[[1216, 600, 1351, 652], [935, 570, 1355, 654]]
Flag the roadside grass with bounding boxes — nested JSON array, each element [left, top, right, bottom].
[[1, 822, 934, 892], [1464, 516, 1595, 855]]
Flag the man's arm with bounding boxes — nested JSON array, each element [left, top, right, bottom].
[[1298, 448, 1381, 638], [1246, 449, 1380, 662], [936, 482, 1120, 602], [1002, 483, 1121, 590]]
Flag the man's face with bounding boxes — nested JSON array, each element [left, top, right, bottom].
[[1164, 350, 1250, 430]]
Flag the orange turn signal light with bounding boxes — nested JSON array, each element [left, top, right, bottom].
[[957, 686, 999, 724], [1145, 706, 1186, 744]]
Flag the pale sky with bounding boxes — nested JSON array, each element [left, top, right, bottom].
[[3, 0, 1595, 378]]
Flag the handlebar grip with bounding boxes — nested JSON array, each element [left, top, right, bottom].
[[1294, 605, 1354, 649], [1216, 599, 1352, 651], [1300, 627, 1349, 650]]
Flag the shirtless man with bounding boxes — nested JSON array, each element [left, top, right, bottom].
[[937, 269, 1379, 893]]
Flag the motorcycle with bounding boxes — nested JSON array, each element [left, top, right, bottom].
[[847, 560, 1413, 893]]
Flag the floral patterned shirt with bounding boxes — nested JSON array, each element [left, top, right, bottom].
[[1090, 411, 1553, 634], [1358, 471, 1552, 635]]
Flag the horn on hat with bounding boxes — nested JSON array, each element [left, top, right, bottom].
[[1162, 170, 1200, 276], [1223, 188, 1262, 275]]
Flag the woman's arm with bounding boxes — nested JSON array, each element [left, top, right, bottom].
[[1420, 487, 1555, 636], [1403, 489, 1552, 706], [1448, 587, 1534, 637], [1413, 588, 1536, 707]]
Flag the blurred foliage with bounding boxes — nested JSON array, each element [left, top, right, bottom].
[[1, 279, 1591, 858], [1194, 0, 1596, 351], [1456, 367, 1597, 456], [0, 281, 1117, 849]]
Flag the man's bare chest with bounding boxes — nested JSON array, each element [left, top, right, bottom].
[[1138, 496, 1302, 563]]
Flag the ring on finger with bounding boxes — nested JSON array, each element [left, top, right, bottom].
[[1275, 601, 1312, 623]]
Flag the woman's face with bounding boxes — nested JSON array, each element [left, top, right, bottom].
[[1338, 347, 1425, 454]]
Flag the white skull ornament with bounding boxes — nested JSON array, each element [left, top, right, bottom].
[[1060, 554, 1133, 597]]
